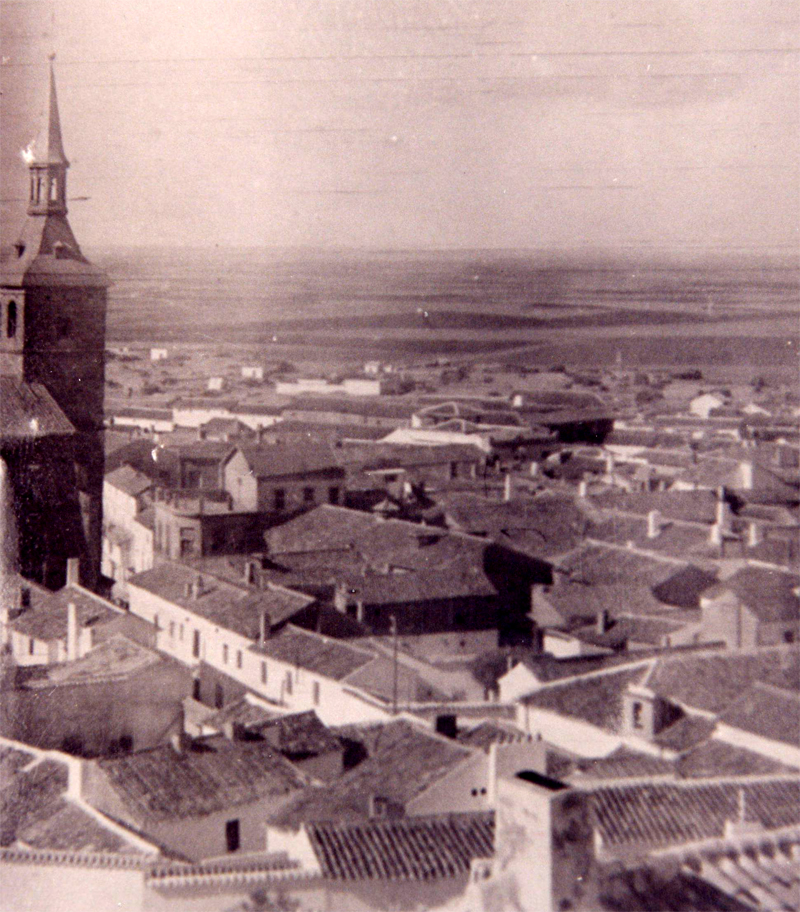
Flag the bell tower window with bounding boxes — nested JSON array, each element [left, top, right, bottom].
[[50, 177, 58, 201], [6, 301, 17, 338]]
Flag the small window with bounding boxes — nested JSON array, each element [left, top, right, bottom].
[[179, 624, 184, 641], [29, 637, 35, 655], [261, 661, 267, 685], [192, 629, 201, 658], [50, 177, 58, 201], [785, 631, 795, 644], [328, 486, 340, 505], [285, 671, 293, 696], [303, 486, 315, 504], [7, 300, 17, 339], [214, 683, 224, 709], [153, 614, 159, 631], [274, 488, 286, 511], [236, 650, 242, 669], [169, 621, 175, 638], [312, 681, 320, 705], [222, 644, 229, 664], [192, 678, 201, 701], [225, 819, 240, 853], [632, 701, 643, 729]]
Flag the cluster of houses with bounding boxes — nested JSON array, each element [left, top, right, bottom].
[[2, 372, 799, 911]]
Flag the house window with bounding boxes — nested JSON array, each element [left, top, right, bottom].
[[261, 661, 267, 684], [50, 177, 58, 200], [236, 650, 242, 669], [179, 624, 184, 641], [328, 486, 340, 505], [785, 631, 795, 643], [632, 701, 643, 729], [285, 671, 293, 696], [225, 819, 240, 853], [192, 629, 201, 658], [169, 621, 175, 638], [6, 300, 17, 338], [192, 678, 201, 701], [222, 644, 229, 664], [312, 681, 320, 705], [153, 614, 159, 631], [303, 487, 315, 504], [29, 637, 35, 655], [450, 462, 458, 479], [274, 488, 286, 511], [214, 683, 224, 709]]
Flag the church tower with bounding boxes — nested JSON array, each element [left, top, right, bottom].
[[0, 60, 108, 589]]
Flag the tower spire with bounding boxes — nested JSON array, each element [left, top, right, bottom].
[[26, 57, 69, 216]]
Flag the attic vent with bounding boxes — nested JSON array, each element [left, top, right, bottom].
[[53, 241, 72, 260], [14, 242, 25, 257]]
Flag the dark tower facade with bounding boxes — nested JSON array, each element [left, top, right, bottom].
[[0, 62, 108, 589]]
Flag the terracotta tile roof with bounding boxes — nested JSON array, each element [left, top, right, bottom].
[[342, 655, 448, 705], [307, 812, 494, 881], [591, 778, 800, 852], [96, 735, 307, 825], [268, 720, 474, 827], [254, 625, 375, 681], [569, 747, 675, 783], [718, 682, 800, 748], [522, 664, 652, 733], [555, 544, 678, 588], [104, 464, 154, 497], [128, 563, 313, 639], [0, 378, 75, 440], [677, 738, 799, 779], [9, 583, 121, 642], [571, 614, 689, 649], [236, 444, 344, 479], [645, 647, 800, 716], [589, 489, 719, 525], [200, 697, 281, 732], [652, 565, 719, 609], [654, 715, 717, 753], [702, 567, 800, 624], [0, 749, 143, 854], [439, 491, 588, 559], [343, 566, 497, 605], [202, 707, 342, 758], [24, 635, 162, 689]]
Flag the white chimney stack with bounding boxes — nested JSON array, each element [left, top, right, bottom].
[[748, 522, 762, 548], [66, 601, 79, 661], [66, 557, 80, 587], [503, 472, 512, 503], [646, 510, 661, 539], [578, 479, 588, 499]]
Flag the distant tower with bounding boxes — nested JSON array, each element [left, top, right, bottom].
[[0, 60, 108, 589]]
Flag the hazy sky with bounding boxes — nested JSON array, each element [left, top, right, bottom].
[[1, 0, 797, 251]]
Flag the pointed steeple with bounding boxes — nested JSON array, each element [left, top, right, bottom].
[[36, 57, 70, 167], [26, 57, 69, 217]]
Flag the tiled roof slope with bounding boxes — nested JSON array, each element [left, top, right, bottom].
[[591, 778, 800, 852], [0, 749, 143, 854], [702, 567, 800, 623], [9, 581, 121, 642], [128, 563, 313, 637], [254, 625, 375, 681], [0, 378, 74, 440], [457, 720, 531, 753], [645, 647, 800, 715], [522, 664, 652, 732], [237, 444, 343, 479], [96, 735, 307, 825], [24, 635, 162, 688], [718, 682, 800, 748], [104, 464, 153, 497], [677, 738, 799, 779], [268, 720, 473, 827], [556, 544, 679, 587], [589, 489, 719, 525], [308, 812, 494, 881]]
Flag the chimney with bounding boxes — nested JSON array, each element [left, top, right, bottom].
[[739, 460, 754, 490], [194, 573, 204, 598], [244, 560, 258, 586], [605, 452, 615, 477], [596, 608, 611, 635], [66, 601, 79, 662], [577, 479, 588, 499], [259, 609, 272, 646], [184, 580, 193, 598], [748, 522, 762, 548], [435, 714, 458, 739], [715, 489, 730, 530], [709, 523, 723, 547], [20, 586, 31, 611], [646, 510, 662, 539], [529, 461, 539, 478], [503, 473, 512, 503], [66, 557, 80, 587]]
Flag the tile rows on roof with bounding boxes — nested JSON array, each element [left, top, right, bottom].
[[96, 735, 307, 825], [308, 812, 494, 881], [718, 682, 800, 749], [25, 635, 162, 689], [268, 720, 473, 828], [9, 581, 121, 642], [255, 625, 375, 681], [692, 841, 800, 911], [104, 464, 153, 497], [703, 567, 800, 624], [591, 778, 800, 851], [0, 378, 75, 440]]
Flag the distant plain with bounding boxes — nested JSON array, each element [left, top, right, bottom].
[[94, 247, 800, 382]]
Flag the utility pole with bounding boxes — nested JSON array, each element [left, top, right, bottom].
[[391, 614, 399, 715]]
